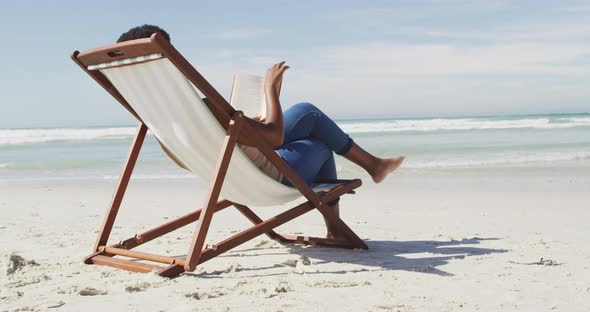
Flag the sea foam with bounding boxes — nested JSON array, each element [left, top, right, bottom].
[[340, 116, 590, 133], [2, 115, 589, 145], [0, 127, 138, 145], [403, 151, 590, 169]]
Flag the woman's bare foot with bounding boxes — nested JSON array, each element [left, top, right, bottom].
[[322, 203, 348, 240], [371, 156, 405, 183]]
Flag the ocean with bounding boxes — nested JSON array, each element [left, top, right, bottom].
[[1, 113, 589, 181]]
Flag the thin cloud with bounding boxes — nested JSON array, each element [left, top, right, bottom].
[[190, 39, 590, 118], [321, 2, 589, 45], [209, 28, 268, 40], [398, 26, 590, 42], [298, 42, 590, 76]]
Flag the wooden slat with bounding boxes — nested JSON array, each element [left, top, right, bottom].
[[118, 200, 233, 249], [278, 234, 358, 249], [75, 38, 160, 66], [232, 203, 281, 240], [90, 255, 164, 273], [99, 247, 186, 266]]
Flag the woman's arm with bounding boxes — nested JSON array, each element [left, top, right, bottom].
[[247, 61, 289, 148]]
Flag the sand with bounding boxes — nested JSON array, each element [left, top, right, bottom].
[[1, 168, 589, 311]]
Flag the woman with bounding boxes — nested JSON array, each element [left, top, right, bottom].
[[117, 25, 404, 239], [242, 61, 405, 239]]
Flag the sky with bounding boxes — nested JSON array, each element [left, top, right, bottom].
[[0, 0, 589, 128]]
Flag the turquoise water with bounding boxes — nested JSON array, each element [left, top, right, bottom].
[[1, 113, 589, 181]]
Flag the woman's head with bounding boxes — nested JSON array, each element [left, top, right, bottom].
[[117, 24, 170, 43]]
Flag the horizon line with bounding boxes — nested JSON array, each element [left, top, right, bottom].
[[2, 111, 588, 130]]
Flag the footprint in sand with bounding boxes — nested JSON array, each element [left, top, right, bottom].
[[6, 254, 40, 275], [207, 264, 242, 275], [7, 275, 50, 288], [45, 301, 66, 309], [278, 256, 313, 274], [255, 240, 272, 248], [374, 304, 405, 310], [184, 291, 225, 300], [125, 282, 151, 293], [274, 286, 289, 294], [78, 287, 108, 296], [310, 280, 371, 288], [280, 256, 311, 268]]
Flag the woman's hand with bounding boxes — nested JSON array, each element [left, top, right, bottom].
[[248, 61, 287, 147], [265, 61, 289, 93]]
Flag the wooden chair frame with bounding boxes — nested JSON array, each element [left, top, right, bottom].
[[72, 33, 367, 278]]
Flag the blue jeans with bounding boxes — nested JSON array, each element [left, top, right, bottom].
[[276, 102, 353, 191]]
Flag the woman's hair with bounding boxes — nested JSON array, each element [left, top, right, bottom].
[[117, 24, 170, 43]]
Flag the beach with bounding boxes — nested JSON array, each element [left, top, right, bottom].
[[1, 115, 590, 311], [2, 167, 590, 311], [3, 0, 590, 309]]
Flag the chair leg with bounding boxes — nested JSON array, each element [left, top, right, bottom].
[[156, 264, 186, 278], [92, 123, 147, 252], [184, 114, 244, 271], [232, 203, 282, 240]]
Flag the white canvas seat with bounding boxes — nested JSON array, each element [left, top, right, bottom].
[[99, 58, 336, 207]]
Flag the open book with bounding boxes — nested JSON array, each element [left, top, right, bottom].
[[229, 73, 267, 118]]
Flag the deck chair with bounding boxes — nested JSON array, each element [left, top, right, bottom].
[[71, 33, 368, 278]]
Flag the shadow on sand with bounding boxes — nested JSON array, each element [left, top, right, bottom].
[[187, 237, 507, 278], [288, 237, 507, 276]]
